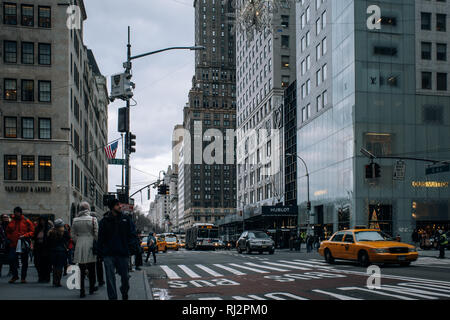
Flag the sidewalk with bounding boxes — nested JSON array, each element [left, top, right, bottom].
[[0, 263, 153, 300], [417, 248, 449, 259]]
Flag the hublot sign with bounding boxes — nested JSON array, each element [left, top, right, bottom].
[[5, 186, 52, 193]]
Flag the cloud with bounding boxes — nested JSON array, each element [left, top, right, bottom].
[[83, 0, 195, 210]]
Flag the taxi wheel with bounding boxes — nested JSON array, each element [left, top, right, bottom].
[[358, 251, 370, 267], [324, 249, 335, 264]]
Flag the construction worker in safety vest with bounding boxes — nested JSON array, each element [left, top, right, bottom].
[[438, 230, 448, 259]]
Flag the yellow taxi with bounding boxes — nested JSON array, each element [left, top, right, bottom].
[[164, 233, 179, 251], [155, 234, 167, 253], [140, 236, 150, 253], [318, 229, 418, 267]]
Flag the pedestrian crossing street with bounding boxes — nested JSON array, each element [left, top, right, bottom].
[[158, 258, 337, 280]]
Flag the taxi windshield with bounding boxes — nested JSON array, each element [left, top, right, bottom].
[[355, 231, 386, 242], [166, 237, 177, 242]]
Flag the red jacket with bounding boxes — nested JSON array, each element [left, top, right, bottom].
[[6, 215, 35, 248]]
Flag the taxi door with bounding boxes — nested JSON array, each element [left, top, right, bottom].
[[328, 232, 346, 259], [341, 231, 357, 260]]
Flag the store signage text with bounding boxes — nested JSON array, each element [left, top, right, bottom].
[[5, 186, 52, 193], [411, 181, 449, 188]]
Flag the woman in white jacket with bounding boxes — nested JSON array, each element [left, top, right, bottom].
[[72, 202, 98, 298]]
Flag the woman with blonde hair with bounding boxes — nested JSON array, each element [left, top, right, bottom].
[[72, 202, 98, 298]]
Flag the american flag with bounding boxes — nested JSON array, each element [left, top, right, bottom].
[[104, 141, 119, 159]]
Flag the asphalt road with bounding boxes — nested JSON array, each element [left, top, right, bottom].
[[144, 248, 450, 301]]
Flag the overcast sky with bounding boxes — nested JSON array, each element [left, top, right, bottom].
[[83, 0, 195, 212]]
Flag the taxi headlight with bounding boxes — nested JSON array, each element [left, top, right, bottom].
[[373, 248, 389, 254], [408, 247, 417, 253]]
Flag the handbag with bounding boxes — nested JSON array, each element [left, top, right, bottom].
[[92, 218, 98, 255]]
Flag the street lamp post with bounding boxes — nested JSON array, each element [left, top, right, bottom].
[[120, 26, 205, 204], [286, 153, 312, 236]]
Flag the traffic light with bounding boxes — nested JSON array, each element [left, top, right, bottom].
[[118, 107, 129, 132], [165, 185, 170, 195], [124, 72, 134, 98], [365, 164, 373, 179], [374, 163, 381, 178], [125, 132, 136, 154], [307, 201, 311, 211], [157, 185, 163, 195]]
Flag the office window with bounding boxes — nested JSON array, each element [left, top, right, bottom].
[[4, 117, 17, 138], [38, 156, 52, 181], [281, 15, 289, 28], [421, 42, 431, 60], [21, 42, 34, 64], [21, 156, 35, 181], [4, 155, 18, 180], [437, 43, 447, 61], [4, 79, 17, 100], [38, 6, 51, 28], [422, 72, 432, 89], [436, 14, 446, 32], [38, 81, 51, 102], [281, 55, 289, 68], [21, 80, 34, 101], [437, 73, 447, 91], [364, 133, 392, 156], [3, 3, 17, 25], [281, 35, 289, 48], [302, 107, 306, 122], [38, 43, 51, 65], [21, 4, 34, 26], [4, 40, 17, 63], [38, 118, 51, 139], [22, 118, 34, 139], [421, 12, 431, 30]]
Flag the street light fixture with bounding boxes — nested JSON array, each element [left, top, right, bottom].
[[286, 153, 312, 236], [119, 26, 205, 205]]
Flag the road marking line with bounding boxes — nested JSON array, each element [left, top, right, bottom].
[[312, 289, 363, 300], [292, 259, 335, 268], [229, 263, 269, 273], [381, 285, 447, 299], [213, 264, 247, 276], [338, 287, 416, 300], [262, 261, 311, 271], [306, 259, 329, 265], [178, 265, 201, 278], [248, 295, 267, 300], [245, 262, 290, 272], [195, 264, 224, 277], [160, 265, 181, 280], [398, 282, 450, 291]]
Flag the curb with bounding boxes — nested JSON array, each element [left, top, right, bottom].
[[142, 270, 153, 300]]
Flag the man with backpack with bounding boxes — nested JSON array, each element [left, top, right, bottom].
[[145, 232, 157, 265], [6, 207, 35, 283]]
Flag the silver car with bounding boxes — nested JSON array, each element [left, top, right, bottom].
[[236, 231, 275, 254]]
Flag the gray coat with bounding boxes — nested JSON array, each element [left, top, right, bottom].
[[72, 210, 98, 264]]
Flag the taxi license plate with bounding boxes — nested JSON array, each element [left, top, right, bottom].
[[262, 245, 267, 249], [398, 256, 406, 261]]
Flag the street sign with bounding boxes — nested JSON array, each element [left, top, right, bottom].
[[426, 164, 450, 175], [393, 160, 406, 181], [120, 204, 134, 214], [108, 158, 125, 165]]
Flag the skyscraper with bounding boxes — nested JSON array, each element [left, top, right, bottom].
[[295, 0, 450, 239], [179, 0, 237, 229]]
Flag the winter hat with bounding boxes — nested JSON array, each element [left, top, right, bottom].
[[108, 198, 120, 210], [54, 219, 65, 228]]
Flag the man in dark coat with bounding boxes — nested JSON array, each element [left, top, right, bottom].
[[98, 199, 138, 300]]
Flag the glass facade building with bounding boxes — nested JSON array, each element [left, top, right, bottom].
[[296, 0, 450, 241]]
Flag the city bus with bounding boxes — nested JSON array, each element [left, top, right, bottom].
[[185, 223, 219, 250]]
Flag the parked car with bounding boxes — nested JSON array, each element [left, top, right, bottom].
[[319, 229, 418, 267], [236, 231, 275, 254]]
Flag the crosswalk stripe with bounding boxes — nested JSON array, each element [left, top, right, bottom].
[[213, 264, 247, 275], [229, 263, 269, 273], [381, 285, 446, 299], [195, 264, 224, 277], [338, 287, 415, 300], [261, 261, 311, 271], [248, 295, 267, 300], [307, 259, 329, 265], [245, 262, 290, 272], [398, 282, 450, 291], [277, 260, 314, 269], [160, 265, 181, 280], [291, 260, 335, 268], [312, 289, 363, 300], [178, 265, 201, 278]]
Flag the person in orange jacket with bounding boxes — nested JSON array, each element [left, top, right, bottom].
[[6, 207, 35, 283]]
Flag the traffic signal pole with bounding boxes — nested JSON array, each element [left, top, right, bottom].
[[124, 27, 132, 204]]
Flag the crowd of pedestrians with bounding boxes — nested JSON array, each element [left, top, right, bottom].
[[0, 198, 141, 300]]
